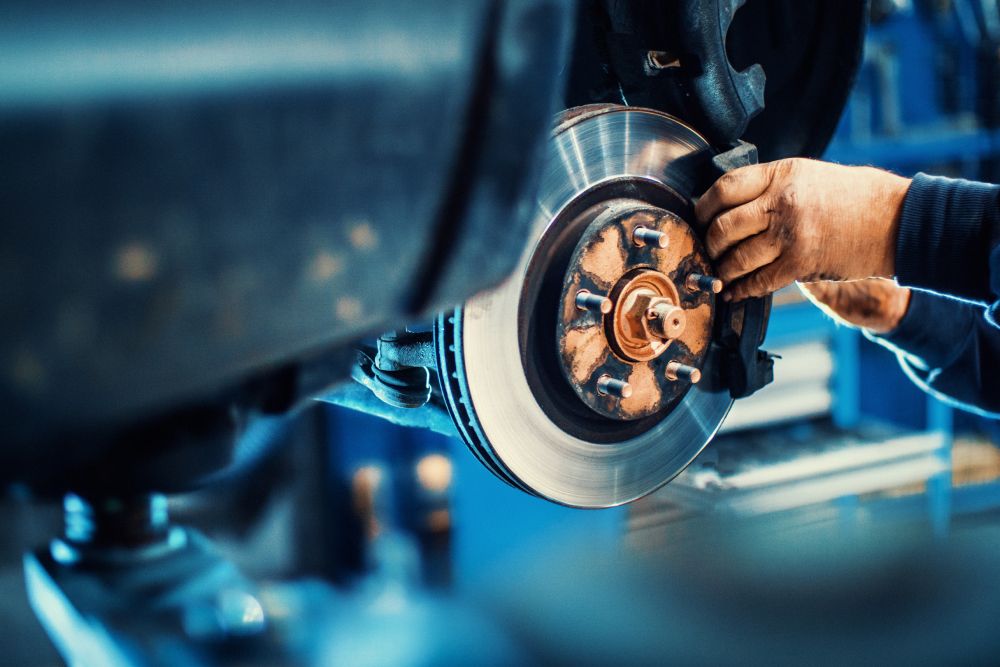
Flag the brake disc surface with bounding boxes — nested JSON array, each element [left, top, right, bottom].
[[436, 106, 732, 507]]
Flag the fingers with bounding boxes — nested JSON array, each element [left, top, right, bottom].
[[705, 198, 772, 260], [725, 261, 791, 302], [716, 231, 782, 284], [695, 162, 775, 224]]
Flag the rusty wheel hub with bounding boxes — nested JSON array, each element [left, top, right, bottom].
[[556, 199, 718, 420]]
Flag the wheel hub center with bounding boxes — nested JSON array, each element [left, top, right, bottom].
[[609, 269, 686, 362], [555, 197, 719, 421]]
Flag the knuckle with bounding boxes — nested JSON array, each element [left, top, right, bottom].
[[767, 208, 798, 248], [750, 200, 774, 230], [731, 244, 750, 269], [695, 187, 716, 216], [708, 216, 730, 251], [775, 186, 798, 211], [716, 171, 739, 190], [715, 214, 733, 236], [770, 158, 796, 181], [767, 225, 795, 255]]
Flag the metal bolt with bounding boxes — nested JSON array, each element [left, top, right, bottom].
[[632, 226, 669, 249], [665, 361, 701, 384], [686, 273, 723, 294], [596, 374, 633, 399], [576, 289, 613, 314]]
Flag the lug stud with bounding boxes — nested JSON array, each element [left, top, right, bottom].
[[665, 361, 701, 384], [576, 290, 613, 314], [596, 374, 633, 399], [686, 273, 723, 294], [632, 226, 669, 249]]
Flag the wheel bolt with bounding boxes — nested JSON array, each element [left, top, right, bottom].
[[686, 273, 723, 294], [665, 361, 701, 384], [576, 290, 613, 314], [632, 226, 669, 249], [596, 374, 633, 399]]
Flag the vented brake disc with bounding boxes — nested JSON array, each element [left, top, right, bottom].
[[436, 105, 733, 508]]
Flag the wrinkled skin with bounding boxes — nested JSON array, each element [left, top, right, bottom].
[[799, 279, 912, 334], [695, 158, 911, 302]]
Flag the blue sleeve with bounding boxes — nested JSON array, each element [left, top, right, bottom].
[[895, 173, 1000, 323], [869, 289, 1000, 418]]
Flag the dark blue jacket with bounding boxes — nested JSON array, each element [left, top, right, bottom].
[[870, 173, 1000, 417]]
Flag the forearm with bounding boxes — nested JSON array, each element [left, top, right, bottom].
[[869, 290, 1000, 417], [895, 173, 1000, 306]]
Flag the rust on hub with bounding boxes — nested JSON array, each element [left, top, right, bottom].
[[555, 198, 717, 421]]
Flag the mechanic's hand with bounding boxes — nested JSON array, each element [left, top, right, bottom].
[[799, 278, 911, 334], [695, 158, 911, 302]]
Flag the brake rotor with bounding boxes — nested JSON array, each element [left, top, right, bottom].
[[436, 106, 732, 508]]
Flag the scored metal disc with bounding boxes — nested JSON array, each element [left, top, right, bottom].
[[442, 107, 733, 508]]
